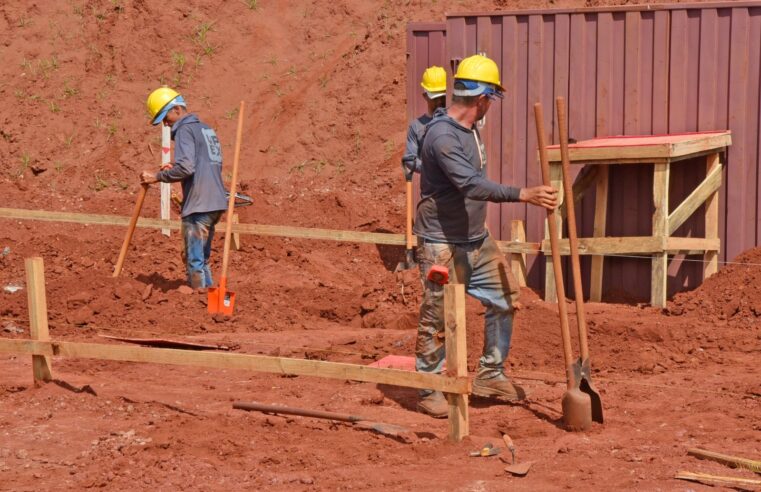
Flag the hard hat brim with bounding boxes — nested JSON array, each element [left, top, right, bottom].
[[425, 91, 446, 100], [150, 95, 186, 125]]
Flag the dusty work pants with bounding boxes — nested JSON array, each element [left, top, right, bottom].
[[181, 211, 223, 289], [416, 234, 519, 393]]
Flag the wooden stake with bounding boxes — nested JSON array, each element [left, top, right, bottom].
[[590, 165, 609, 302], [25, 257, 52, 384], [544, 162, 564, 303], [232, 213, 241, 251], [509, 220, 527, 287], [113, 184, 149, 277], [444, 283, 469, 442], [651, 162, 670, 308]]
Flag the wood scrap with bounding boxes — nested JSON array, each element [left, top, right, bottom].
[[99, 334, 238, 351], [675, 471, 761, 490], [688, 448, 761, 474]]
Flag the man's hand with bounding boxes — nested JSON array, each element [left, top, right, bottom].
[[140, 171, 159, 185], [519, 185, 558, 210]]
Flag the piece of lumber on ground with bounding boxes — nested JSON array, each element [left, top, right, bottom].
[[675, 470, 761, 488], [0, 338, 470, 394], [98, 334, 236, 351], [687, 448, 761, 473]]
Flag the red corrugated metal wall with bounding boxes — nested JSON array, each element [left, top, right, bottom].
[[406, 23, 447, 206], [407, 3, 761, 300]]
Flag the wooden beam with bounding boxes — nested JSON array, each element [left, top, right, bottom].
[[558, 165, 600, 220], [509, 220, 527, 287], [687, 447, 761, 473], [444, 284, 469, 442], [675, 471, 761, 489], [590, 165, 609, 302], [0, 339, 470, 394], [541, 236, 663, 255], [25, 258, 53, 384], [665, 237, 720, 252], [651, 163, 670, 308], [0, 206, 540, 254], [667, 161, 723, 235], [703, 153, 721, 278]]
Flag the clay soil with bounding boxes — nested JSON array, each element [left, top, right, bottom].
[[1, 0, 759, 490]]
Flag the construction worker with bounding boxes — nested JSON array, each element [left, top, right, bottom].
[[413, 55, 558, 418], [140, 87, 228, 290], [401, 65, 447, 179]]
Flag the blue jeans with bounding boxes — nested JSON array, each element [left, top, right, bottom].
[[416, 234, 519, 391], [181, 211, 223, 288]]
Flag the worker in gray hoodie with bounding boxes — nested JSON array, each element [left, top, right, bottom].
[[140, 87, 228, 290], [414, 55, 558, 418], [401, 66, 447, 179]]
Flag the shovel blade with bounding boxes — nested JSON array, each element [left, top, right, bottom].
[[207, 287, 236, 315], [394, 249, 417, 272], [505, 461, 533, 476], [561, 387, 593, 431], [581, 378, 604, 423]]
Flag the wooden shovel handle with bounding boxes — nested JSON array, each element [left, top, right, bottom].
[[220, 101, 245, 281], [533, 103, 575, 385], [113, 183, 149, 277], [556, 97, 590, 360], [405, 180, 415, 250]]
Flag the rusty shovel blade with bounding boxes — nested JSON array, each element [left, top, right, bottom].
[[562, 364, 593, 431]]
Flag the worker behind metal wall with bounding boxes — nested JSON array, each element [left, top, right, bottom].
[[413, 54, 558, 418], [401, 65, 447, 180], [140, 87, 228, 290]]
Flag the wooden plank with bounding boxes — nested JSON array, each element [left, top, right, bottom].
[[541, 236, 663, 255], [651, 163, 670, 307], [444, 284, 469, 442], [25, 257, 52, 384], [703, 153, 720, 278], [666, 237, 720, 252], [667, 161, 723, 235], [0, 339, 470, 394], [558, 165, 600, 220], [544, 162, 564, 302], [675, 471, 761, 488], [232, 213, 241, 251], [590, 165, 609, 301], [687, 447, 761, 473], [509, 220, 527, 287]]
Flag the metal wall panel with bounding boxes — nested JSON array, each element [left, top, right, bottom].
[[408, 3, 761, 300]]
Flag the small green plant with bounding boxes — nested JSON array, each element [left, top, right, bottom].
[[267, 55, 278, 66], [49, 101, 61, 113], [243, 0, 259, 10], [62, 80, 79, 98], [64, 132, 75, 147], [353, 131, 362, 155], [286, 65, 297, 77], [105, 73, 116, 86], [106, 122, 117, 141], [94, 116, 103, 129], [73, 4, 84, 16], [113, 180, 128, 190], [313, 159, 327, 173], [384, 140, 395, 160], [273, 86, 283, 97], [334, 160, 346, 174], [319, 75, 329, 88], [20, 58, 32, 71], [14, 89, 26, 100], [18, 152, 31, 177], [54, 160, 64, 172], [193, 54, 204, 69], [172, 51, 186, 72], [92, 174, 108, 191], [289, 160, 307, 174], [110, 0, 125, 14], [17, 15, 32, 28], [224, 107, 239, 120], [36, 55, 59, 78]]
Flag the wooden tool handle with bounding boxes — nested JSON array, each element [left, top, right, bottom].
[[533, 103, 575, 385], [405, 180, 414, 250], [556, 97, 590, 360], [220, 101, 245, 281], [113, 184, 149, 277], [233, 401, 364, 423]]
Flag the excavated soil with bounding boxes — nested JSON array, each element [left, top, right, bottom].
[[1, 0, 759, 490]]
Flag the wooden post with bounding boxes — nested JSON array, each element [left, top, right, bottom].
[[509, 220, 527, 287], [590, 165, 609, 302], [232, 213, 241, 251], [651, 162, 670, 307], [444, 283, 468, 442], [703, 153, 720, 279], [544, 162, 564, 302], [25, 257, 52, 384]]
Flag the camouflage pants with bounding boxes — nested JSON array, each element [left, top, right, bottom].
[[416, 234, 519, 391], [181, 211, 222, 289]]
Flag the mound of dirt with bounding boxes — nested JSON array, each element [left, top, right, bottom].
[[669, 247, 761, 325]]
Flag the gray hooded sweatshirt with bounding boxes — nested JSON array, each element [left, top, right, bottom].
[[156, 113, 228, 218], [414, 107, 521, 243]]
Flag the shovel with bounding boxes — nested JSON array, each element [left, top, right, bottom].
[[232, 401, 413, 442], [208, 100, 245, 316], [534, 102, 592, 431], [395, 176, 417, 271], [556, 96, 604, 424], [113, 183, 149, 277], [501, 434, 534, 476]]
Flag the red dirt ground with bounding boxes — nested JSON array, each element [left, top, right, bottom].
[[1, 0, 759, 490]]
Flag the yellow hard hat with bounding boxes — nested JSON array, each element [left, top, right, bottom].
[[146, 87, 183, 125], [454, 54, 505, 92], [420, 66, 447, 96]]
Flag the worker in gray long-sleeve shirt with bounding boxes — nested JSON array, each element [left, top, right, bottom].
[[140, 87, 227, 290], [413, 55, 558, 418], [401, 66, 447, 180]]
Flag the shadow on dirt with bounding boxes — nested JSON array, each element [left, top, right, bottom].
[[136, 272, 185, 292]]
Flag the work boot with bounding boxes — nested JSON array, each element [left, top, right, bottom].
[[417, 391, 448, 419], [472, 374, 527, 401]]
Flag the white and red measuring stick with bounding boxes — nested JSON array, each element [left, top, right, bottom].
[[160, 124, 171, 236]]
